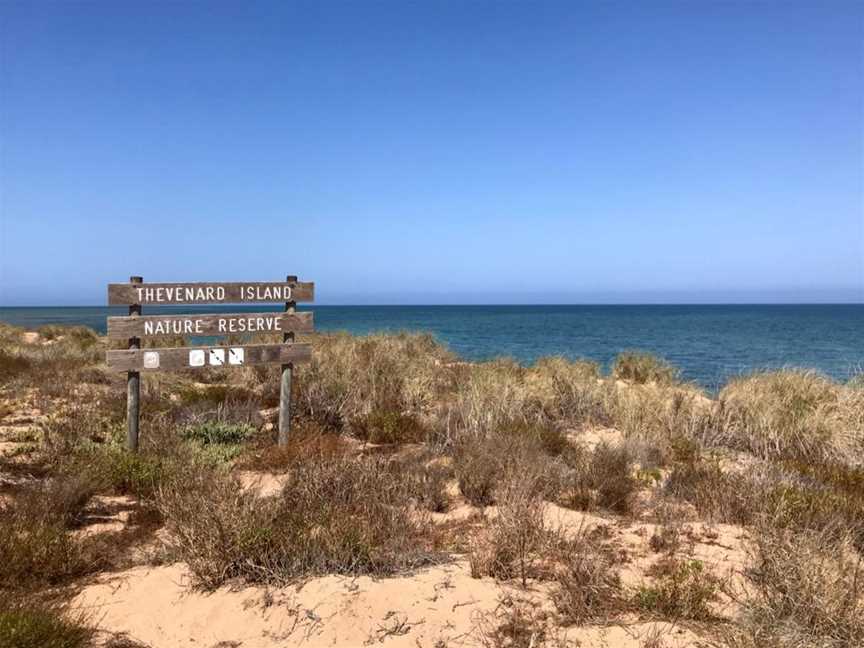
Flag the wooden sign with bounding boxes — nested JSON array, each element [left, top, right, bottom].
[[106, 312, 313, 339], [106, 343, 312, 372], [108, 281, 314, 305], [108, 275, 313, 451]]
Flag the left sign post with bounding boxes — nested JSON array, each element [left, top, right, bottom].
[[126, 277, 142, 451]]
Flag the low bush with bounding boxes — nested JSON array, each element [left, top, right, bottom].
[[612, 352, 679, 385], [236, 423, 350, 472], [765, 482, 864, 551], [389, 454, 451, 513], [158, 453, 433, 588], [453, 437, 501, 506], [663, 458, 757, 526], [180, 421, 255, 462], [453, 433, 563, 507], [470, 474, 547, 587], [183, 421, 255, 445], [635, 558, 719, 621], [0, 350, 30, 381], [550, 529, 623, 625], [561, 442, 637, 514], [352, 410, 428, 444], [0, 479, 97, 590], [75, 445, 168, 500]]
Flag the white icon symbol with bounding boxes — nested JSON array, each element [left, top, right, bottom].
[[143, 351, 160, 369], [209, 349, 225, 366], [189, 349, 205, 367], [228, 347, 245, 365]]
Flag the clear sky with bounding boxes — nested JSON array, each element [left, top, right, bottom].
[[0, 1, 862, 305]]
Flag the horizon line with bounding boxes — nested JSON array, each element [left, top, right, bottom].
[[1, 302, 863, 308]]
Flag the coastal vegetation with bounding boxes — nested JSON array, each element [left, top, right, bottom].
[[0, 321, 862, 647]]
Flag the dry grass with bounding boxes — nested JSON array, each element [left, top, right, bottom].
[[294, 332, 455, 429], [612, 352, 680, 385], [0, 323, 103, 384], [453, 432, 565, 507], [709, 370, 864, 464], [662, 457, 759, 525], [728, 523, 864, 648], [530, 356, 614, 428], [351, 409, 429, 444], [0, 477, 99, 591], [610, 384, 710, 455], [470, 472, 548, 587]]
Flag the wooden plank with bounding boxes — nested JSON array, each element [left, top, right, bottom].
[[105, 343, 312, 372], [107, 281, 314, 305], [107, 311, 314, 339]]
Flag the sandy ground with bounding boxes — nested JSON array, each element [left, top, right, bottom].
[[75, 560, 707, 648]]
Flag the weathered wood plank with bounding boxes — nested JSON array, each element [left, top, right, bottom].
[[105, 343, 312, 372], [107, 281, 314, 305], [106, 312, 314, 339]]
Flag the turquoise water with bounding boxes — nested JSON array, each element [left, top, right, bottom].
[[1, 305, 862, 389]]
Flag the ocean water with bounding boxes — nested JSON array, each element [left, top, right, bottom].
[[0, 304, 862, 389]]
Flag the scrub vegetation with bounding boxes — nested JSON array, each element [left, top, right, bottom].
[[0, 321, 862, 646]]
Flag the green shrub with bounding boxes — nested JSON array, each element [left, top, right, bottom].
[[183, 421, 255, 445], [612, 352, 679, 385], [636, 558, 719, 621], [0, 596, 93, 648], [352, 410, 427, 444], [77, 445, 167, 500]]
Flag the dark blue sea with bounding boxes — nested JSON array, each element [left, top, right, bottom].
[[1, 305, 862, 390]]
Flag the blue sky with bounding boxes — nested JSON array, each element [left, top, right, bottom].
[[1, 1, 861, 305]]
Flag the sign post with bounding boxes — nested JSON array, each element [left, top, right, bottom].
[[127, 276, 142, 451], [279, 275, 297, 446], [107, 277, 315, 451]]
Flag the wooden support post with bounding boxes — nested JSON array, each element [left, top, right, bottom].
[[126, 276, 142, 451], [278, 275, 297, 446]]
